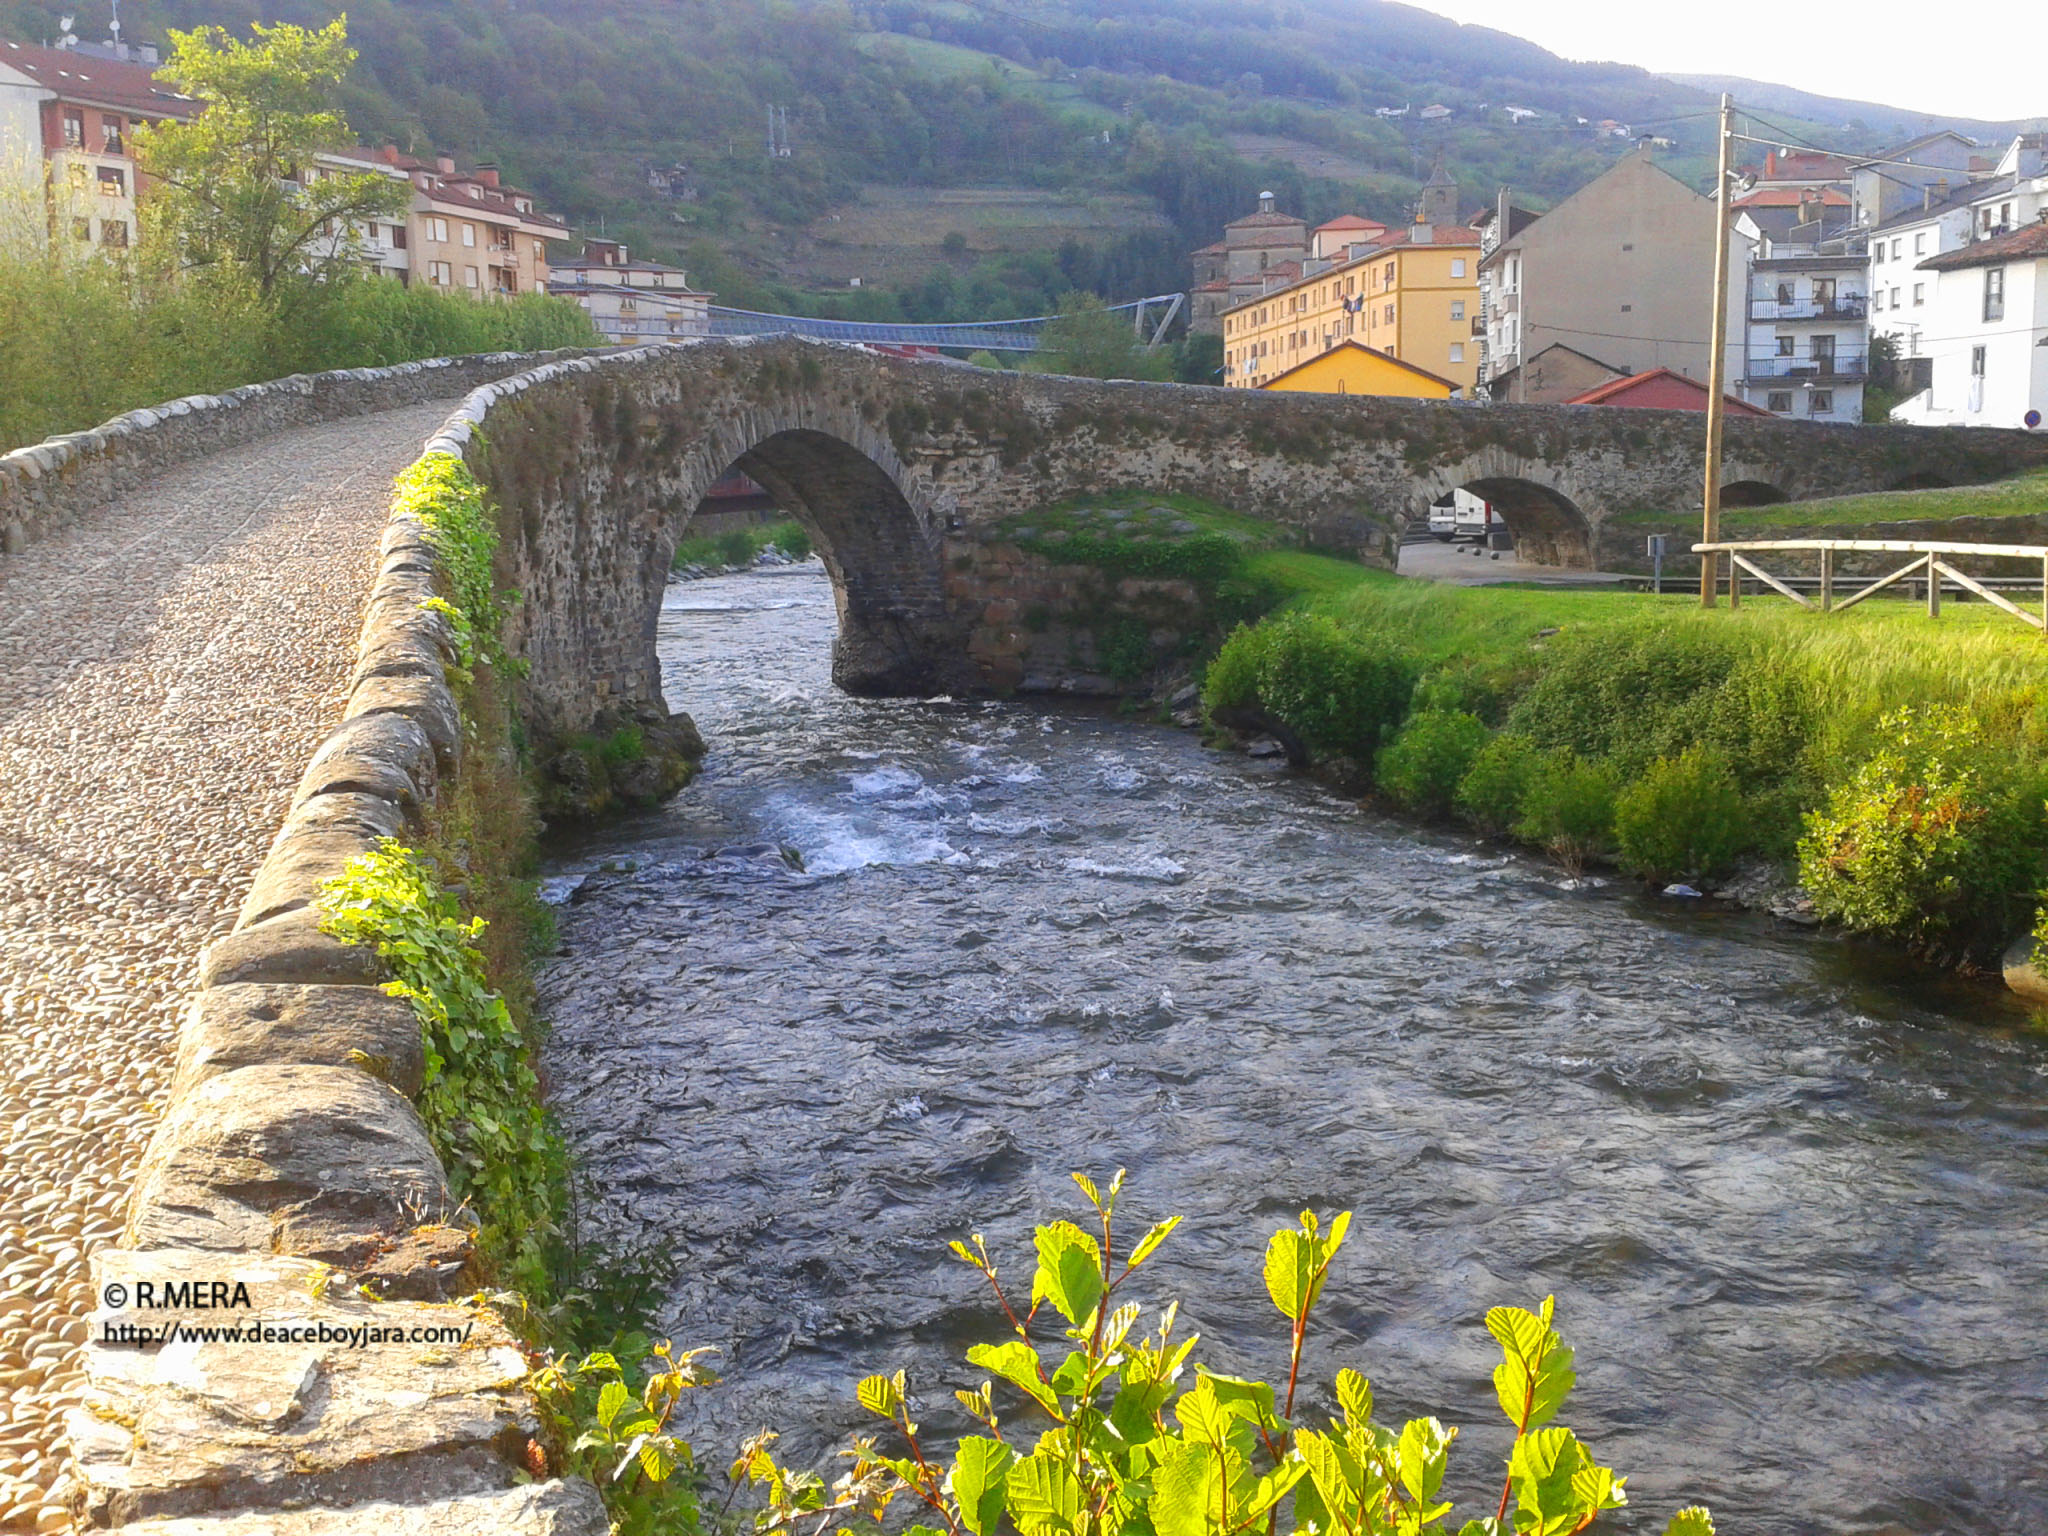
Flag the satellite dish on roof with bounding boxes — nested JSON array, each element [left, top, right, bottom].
[[58, 14, 75, 32]]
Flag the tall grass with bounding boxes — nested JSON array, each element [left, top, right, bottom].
[[1209, 572, 2048, 965], [0, 165, 597, 453]]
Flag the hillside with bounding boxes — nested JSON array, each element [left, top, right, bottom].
[[2, 0, 2031, 326]]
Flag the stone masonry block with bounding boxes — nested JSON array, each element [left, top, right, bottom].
[[238, 828, 384, 930], [126, 1065, 451, 1257], [172, 983, 425, 1102], [345, 673, 462, 775], [292, 713, 438, 817], [200, 907, 385, 990], [71, 1249, 543, 1528]]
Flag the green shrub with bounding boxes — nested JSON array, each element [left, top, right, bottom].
[[713, 1174, 1714, 1536], [1205, 611, 1415, 761], [1376, 709, 1488, 816], [1613, 746, 1751, 882], [1798, 705, 2045, 959], [1515, 751, 1620, 873], [715, 526, 760, 567], [768, 520, 813, 561], [319, 840, 563, 1294], [1507, 627, 1745, 775], [1456, 733, 1542, 836]]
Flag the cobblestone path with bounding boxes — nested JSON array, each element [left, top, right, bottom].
[[0, 402, 449, 1534]]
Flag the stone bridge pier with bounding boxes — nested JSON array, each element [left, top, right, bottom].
[[461, 339, 2047, 743]]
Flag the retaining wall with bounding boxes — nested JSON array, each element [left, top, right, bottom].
[[65, 352, 634, 1534]]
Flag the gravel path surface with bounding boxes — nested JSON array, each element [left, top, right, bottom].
[[0, 402, 448, 1534]]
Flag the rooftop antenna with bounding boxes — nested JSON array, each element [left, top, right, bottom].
[[57, 13, 77, 46], [107, 0, 120, 46]]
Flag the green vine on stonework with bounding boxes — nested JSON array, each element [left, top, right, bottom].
[[318, 839, 564, 1295], [392, 453, 526, 680]]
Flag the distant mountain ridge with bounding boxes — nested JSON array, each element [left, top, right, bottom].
[[1660, 72, 2039, 146]]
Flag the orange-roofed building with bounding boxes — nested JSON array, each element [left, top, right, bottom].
[[1567, 368, 1770, 415], [1258, 341, 1459, 399]]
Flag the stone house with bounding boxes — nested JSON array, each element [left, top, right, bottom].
[[547, 238, 713, 343]]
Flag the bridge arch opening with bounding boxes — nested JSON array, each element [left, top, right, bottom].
[[1721, 480, 1787, 508], [675, 427, 957, 699], [1458, 477, 1592, 568]]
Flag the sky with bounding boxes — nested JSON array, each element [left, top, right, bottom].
[[1412, 0, 2045, 125]]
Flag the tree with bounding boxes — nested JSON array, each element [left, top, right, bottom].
[[137, 19, 410, 298], [1030, 291, 1170, 380]]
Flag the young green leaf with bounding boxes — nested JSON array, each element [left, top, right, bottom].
[[948, 1435, 1016, 1536], [1487, 1297, 1576, 1432], [1034, 1224, 1107, 1329], [1264, 1226, 1318, 1322], [1664, 1507, 1716, 1536], [967, 1340, 1060, 1416], [1006, 1450, 1083, 1535], [1149, 1439, 1223, 1536], [595, 1378, 628, 1433], [856, 1371, 904, 1421], [1126, 1215, 1182, 1272], [1395, 1416, 1456, 1507], [1333, 1367, 1373, 1429]]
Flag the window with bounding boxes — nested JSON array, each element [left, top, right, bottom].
[[1767, 391, 1792, 413], [1889, 286, 1900, 307], [391, 225, 407, 250], [1813, 278, 1836, 306], [1874, 245, 1884, 266], [1450, 300, 1465, 320], [461, 223, 476, 248], [465, 264, 480, 288], [1913, 283, 1924, 306], [1620, 242, 1634, 252], [1449, 342, 1465, 363], [1811, 335, 1836, 369], [102, 117, 123, 154], [1450, 258, 1467, 277], [1984, 266, 2005, 322], [96, 166, 125, 196], [1914, 232, 1926, 255], [71, 217, 90, 242], [62, 109, 83, 147], [1970, 345, 1986, 377], [429, 217, 448, 242], [1810, 390, 1833, 414], [428, 260, 452, 285], [1776, 281, 1794, 305], [66, 163, 86, 191], [100, 219, 127, 248], [2001, 201, 2013, 227], [1384, 261, 1395, 285], [1382, 303, 1394, 323], [1620, 303, 1632, 313], [1776, 336, 1795, 356], [1873, 292, 1884, 311], [1890, 238, 1901, 259]]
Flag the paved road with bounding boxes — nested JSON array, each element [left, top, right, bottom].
[[0, 402, 448, 1535], [1395, 531, 1633, 586]]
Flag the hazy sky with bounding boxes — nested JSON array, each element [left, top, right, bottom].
[[1412, 0, 2044, 125]]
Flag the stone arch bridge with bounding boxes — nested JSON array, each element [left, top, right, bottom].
[[459, 339, 2043, 738]]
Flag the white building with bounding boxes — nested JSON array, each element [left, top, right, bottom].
[[1881, 135, 2048, 428], [548, 239, 712, 344], [1739, 250, 1868, 423]]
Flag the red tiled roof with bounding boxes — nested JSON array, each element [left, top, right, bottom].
[[0, 38, 200, 118], [1192, 279, 1230, 292], [1191, 240, 1229, 255], [1919, 219, 2048, 271], [1568, 368, 1770, 415], [1315, 214, 1386, 232], [1370, 224, 1482, 249], [338, 144, 568, 232]]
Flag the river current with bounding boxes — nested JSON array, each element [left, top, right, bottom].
[[537, 565, 2048, 1535]]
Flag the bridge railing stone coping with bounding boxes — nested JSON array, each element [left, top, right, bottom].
[[0, 348, 608, 560], [69, 348, 627, 1535]]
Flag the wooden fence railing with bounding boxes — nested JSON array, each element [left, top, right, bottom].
[[1693, 538, 2048, 633]]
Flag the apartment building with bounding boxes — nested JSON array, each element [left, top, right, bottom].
[[1221, 222, 1482, 392], [0, 35, 198, 252], [1480, 150, 1750, 401], [357, 147, 565, 297], [548, 239, 712, 342]]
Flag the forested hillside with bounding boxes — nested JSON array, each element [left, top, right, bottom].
[[0, 0, 2021, 326]]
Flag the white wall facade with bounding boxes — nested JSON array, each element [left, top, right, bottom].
[[1893, 257, 2048, 428], [1740, 256, 1867, 424]]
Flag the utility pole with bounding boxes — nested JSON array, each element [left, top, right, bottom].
[[1700, 92, 1735, 606]]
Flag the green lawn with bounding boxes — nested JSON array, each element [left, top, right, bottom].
[[1610, 467, 2048, 531]]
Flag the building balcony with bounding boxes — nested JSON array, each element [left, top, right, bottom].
[[1743, 353, 1868, 381], [1749, 297, 1867, 322]]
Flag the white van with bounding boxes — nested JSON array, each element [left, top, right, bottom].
[[1450, 488, 1502, 541]]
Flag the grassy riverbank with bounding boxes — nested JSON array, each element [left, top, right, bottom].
[[1608, 466, 2048, 531], [1207, 572, 2048, 967]]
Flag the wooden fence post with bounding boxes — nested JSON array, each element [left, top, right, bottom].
[[1927, 553, 1940, 617]]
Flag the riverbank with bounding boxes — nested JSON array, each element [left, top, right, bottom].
[[1202, 571, 2048, 980]]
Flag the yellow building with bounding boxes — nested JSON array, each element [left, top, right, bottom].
[[1221, 224, 1482, 395], [1258, 341, 1459, 399]]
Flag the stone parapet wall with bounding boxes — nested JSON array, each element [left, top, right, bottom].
[[0, 350, 602, 560], [70, 353, 619, 1534]]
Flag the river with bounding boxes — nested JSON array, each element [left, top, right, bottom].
[[537, 564, 2048, 1535]]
